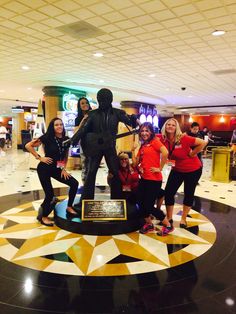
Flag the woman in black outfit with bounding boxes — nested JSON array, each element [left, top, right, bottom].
[[74, 97, 92, 185], [26, 117, 79, 226]]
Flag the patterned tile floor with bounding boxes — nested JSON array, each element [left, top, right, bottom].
[[0, 149, 235, 313]]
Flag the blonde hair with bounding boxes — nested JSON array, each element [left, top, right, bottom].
[[118, 152, 129, 160], [118, 151, 134, 172], [161, 118, 183, 143]]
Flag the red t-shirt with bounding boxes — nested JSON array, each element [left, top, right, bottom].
[[118, 167, 139, 191], [157, 134, 202, 173], [137, 137, 163, 181]]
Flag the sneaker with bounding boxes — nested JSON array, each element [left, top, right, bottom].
[[139, 223, 154, 234], [158, 219, 173, 226], [156, 225, 174, 236]]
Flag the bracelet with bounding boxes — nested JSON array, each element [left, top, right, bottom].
[[35, 154, 41, 160]]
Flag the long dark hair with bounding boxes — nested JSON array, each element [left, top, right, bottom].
[[45, 117, 65, 139], [76, 97, 92, 126], [139, 122, 155, 143]]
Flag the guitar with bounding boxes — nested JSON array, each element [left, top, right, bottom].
[[62, 128, 138, 157], [81, 128, 139, 157]]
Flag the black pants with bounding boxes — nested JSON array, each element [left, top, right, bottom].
[[165, 168, 202, 207], [137, 179, 166, 221], [80, 146, 122, 202], [37, 163, 78, 217]]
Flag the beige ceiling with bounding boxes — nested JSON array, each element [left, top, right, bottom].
[[0, 0, 236, 116]]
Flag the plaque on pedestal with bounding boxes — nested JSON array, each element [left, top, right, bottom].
[[82, 200, 127, 221]]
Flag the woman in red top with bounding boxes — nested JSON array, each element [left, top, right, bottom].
[[159, 118, 206, 228], [117, 152, 139, 203], [107, 151, 139, 203], [134, 122, 173, 235]]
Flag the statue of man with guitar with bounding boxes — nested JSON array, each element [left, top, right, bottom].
[[64, 88, 139, 209]]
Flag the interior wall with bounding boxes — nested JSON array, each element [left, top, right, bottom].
[[191, 115, 236, 131]]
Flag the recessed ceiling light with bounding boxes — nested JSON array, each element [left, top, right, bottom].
[[93, 52, 103, 57], [148, 74, 156, 78], [27, 87, 32, 90], [21, 65, 30, 70], [99, 80, 104, 83], [212, 30, 225, 36]]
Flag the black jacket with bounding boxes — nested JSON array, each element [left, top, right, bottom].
[[70, 107, 137, 156]]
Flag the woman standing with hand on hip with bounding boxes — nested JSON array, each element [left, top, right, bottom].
[[159, 118, 206, 228], [134, 122, 173, 236], [26, 118, 79, 226]]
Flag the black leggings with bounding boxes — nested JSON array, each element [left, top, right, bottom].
[[165, 168, 202, 207], [138, 179, 166, 221], [37, 163, 78, 217]]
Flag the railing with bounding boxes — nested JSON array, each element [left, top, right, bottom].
[[204, 145, 231, 157]]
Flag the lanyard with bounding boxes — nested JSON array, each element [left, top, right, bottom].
[[167, 141, 176, 159], [120, 168, 130, 183], [54, 137, 65, 161]]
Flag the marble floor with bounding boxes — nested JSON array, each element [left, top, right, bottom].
[[0, 149, 236, 313]]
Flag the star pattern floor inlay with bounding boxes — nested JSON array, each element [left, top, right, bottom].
[[0, 198, 216, 276]]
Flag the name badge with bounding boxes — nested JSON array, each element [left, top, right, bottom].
[[122, 185, 131, 191], [57, 161, 65, 169], [166, 159, 176, 167]]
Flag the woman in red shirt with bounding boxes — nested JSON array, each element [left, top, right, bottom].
[[159, 118, 206, 228], [117, 152, 139, 203], [107, 151, 139, 203], [134, 122, 173, 235]]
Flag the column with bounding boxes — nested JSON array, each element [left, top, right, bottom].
[[42, 86, 86, 127]]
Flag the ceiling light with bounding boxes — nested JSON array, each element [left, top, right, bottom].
[[27, 87, 32, 90], [0, 90, 5, 92], [93, 52, 103, 57], [99, 80, 104, 83], [212, 30, 225, 36], [21, 65, 30, 70], [148, 74, 156, 78]]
